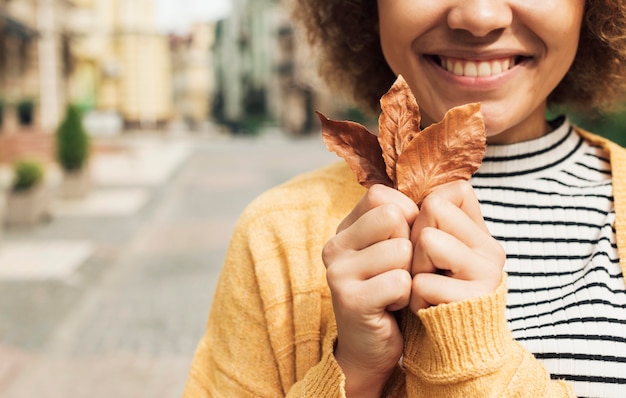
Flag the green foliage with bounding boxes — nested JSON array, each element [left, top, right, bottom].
[[341, 106, 378, 127], [549, 106, 626, 147], [12, 159, 44, 192], [56, 104, 90, 171], [569, 112, 626, 148]]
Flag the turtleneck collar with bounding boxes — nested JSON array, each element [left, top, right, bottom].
[[473, 117, 583, 180]]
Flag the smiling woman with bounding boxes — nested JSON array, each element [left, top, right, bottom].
[[292, 1, 626, 119], [183, 1, 626, 397], [377, 0, 584, 143]]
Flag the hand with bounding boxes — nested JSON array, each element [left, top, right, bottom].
[[322, 184, 418, 397], [409, 180, 505, 312]]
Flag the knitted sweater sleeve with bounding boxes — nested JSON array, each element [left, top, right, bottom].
[[181, 215, 348, 397], [182, 164, 364, 397], [401, 276, 575, 397]]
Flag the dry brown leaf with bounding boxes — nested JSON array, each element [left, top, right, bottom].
[[317, 112, 393, 188], [378, 75, 421, 185], [396, 103, 485, 204], [318, 75, 486, 205]]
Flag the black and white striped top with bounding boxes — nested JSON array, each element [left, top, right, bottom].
[[470, 117, 626, 398]]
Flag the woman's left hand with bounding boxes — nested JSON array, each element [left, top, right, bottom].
[[409, 180, 506, 312]]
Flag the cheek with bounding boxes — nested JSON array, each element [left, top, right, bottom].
[[377, 4, 429, 74], [551, 13, 582, 53], [544, 23, 581, 89], [540, 3, 584, 61], [378, 20, 407, 74]]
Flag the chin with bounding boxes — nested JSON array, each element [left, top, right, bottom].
[[483, 119, 514, 144]]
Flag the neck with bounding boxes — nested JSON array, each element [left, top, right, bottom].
[[487, 106, 550, 145]]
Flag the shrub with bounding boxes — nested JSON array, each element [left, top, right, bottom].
[[56, 104, 90, 172], [12, 159, 44, 192]]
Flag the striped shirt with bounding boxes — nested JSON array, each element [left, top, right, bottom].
[[471, 117, 626, 398]]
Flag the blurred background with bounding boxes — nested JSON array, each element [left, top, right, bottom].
[[0, 0, 624, 397], [0, 0, 349, 397], [0, 0, 360, 140]]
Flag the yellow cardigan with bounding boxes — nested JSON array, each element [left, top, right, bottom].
[[183, 130, 626, 397]]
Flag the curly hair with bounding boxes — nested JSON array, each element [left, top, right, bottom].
[[290, 1, 626, 116]]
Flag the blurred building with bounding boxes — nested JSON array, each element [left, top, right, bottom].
[[211, 0, 348, 136], [170, 22, 214, 130], [0, 0, 175, 163], [68, 0, 172, 132], [0, 0, 75, 163], [0, 0, 65, 132]]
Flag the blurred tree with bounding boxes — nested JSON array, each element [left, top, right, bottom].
[[56, 104, 90, 172], [548, 107, 626, 147], [571, 111, 626, 147]]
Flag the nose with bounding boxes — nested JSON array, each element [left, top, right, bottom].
[[447, 0, 513, 38]]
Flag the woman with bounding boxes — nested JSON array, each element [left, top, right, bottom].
[[184, 1, 626, 396]]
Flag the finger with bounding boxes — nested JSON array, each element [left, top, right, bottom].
[[412, 186, 492, 251], [411, 226, 449, 276], [358, 269, 412, 313], [325, 203, 411, 267], [411, 200, 490, 275], [412, 226, 490, 280], [410, 272, 499, 312], [418, 180, 488, 235], [337, 184, 418, 233], [327, 238, 413, 281]]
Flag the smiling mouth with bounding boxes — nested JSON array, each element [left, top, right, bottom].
[[432, 55, 528, 77]]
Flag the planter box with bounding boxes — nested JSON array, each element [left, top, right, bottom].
[[5, 184, 49, 227], [60, 168, 91, 199]]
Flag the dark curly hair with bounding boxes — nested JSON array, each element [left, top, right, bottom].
[[290, 1, 626, 116]]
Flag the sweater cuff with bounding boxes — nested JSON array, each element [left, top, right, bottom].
[[402, 275, 513, 383], [300, 334, 347, 396]]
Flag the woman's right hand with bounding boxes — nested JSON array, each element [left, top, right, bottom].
[[322, 184, 418, 397]]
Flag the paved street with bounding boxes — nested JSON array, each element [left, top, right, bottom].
[[0, 127, 338, 397]]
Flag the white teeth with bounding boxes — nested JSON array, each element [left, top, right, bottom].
[[491, 61, 502, 75], [478, 62, 491, 77], [440, 57, 515, 77], [464, 62, 478, 77], [453, 61, 463, 76]]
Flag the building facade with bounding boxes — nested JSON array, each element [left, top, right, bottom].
[[68, 0, 172, 131], [170, 22, 214, 130], [0, 0, 69, 134], [211, 0, 353, 136]]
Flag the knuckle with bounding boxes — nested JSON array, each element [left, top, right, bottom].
[[366, 184, 391, 205], [452, 179, 473, 194], [454, 180, 479, 207], [324, 261, 344, 289], [413, 226, 437, 250], [322, 238, 341, 267], [419, 193, 444, 214], [393, 238, 413, 261], [392, 269, 412, 292], [412, 272, 426, 291], [377, 203, 405, 225], [484, 239, 506, 269]]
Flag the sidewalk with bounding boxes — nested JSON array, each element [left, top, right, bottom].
[[0, 136, 191, 281], [0, 128, 338, 397]]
